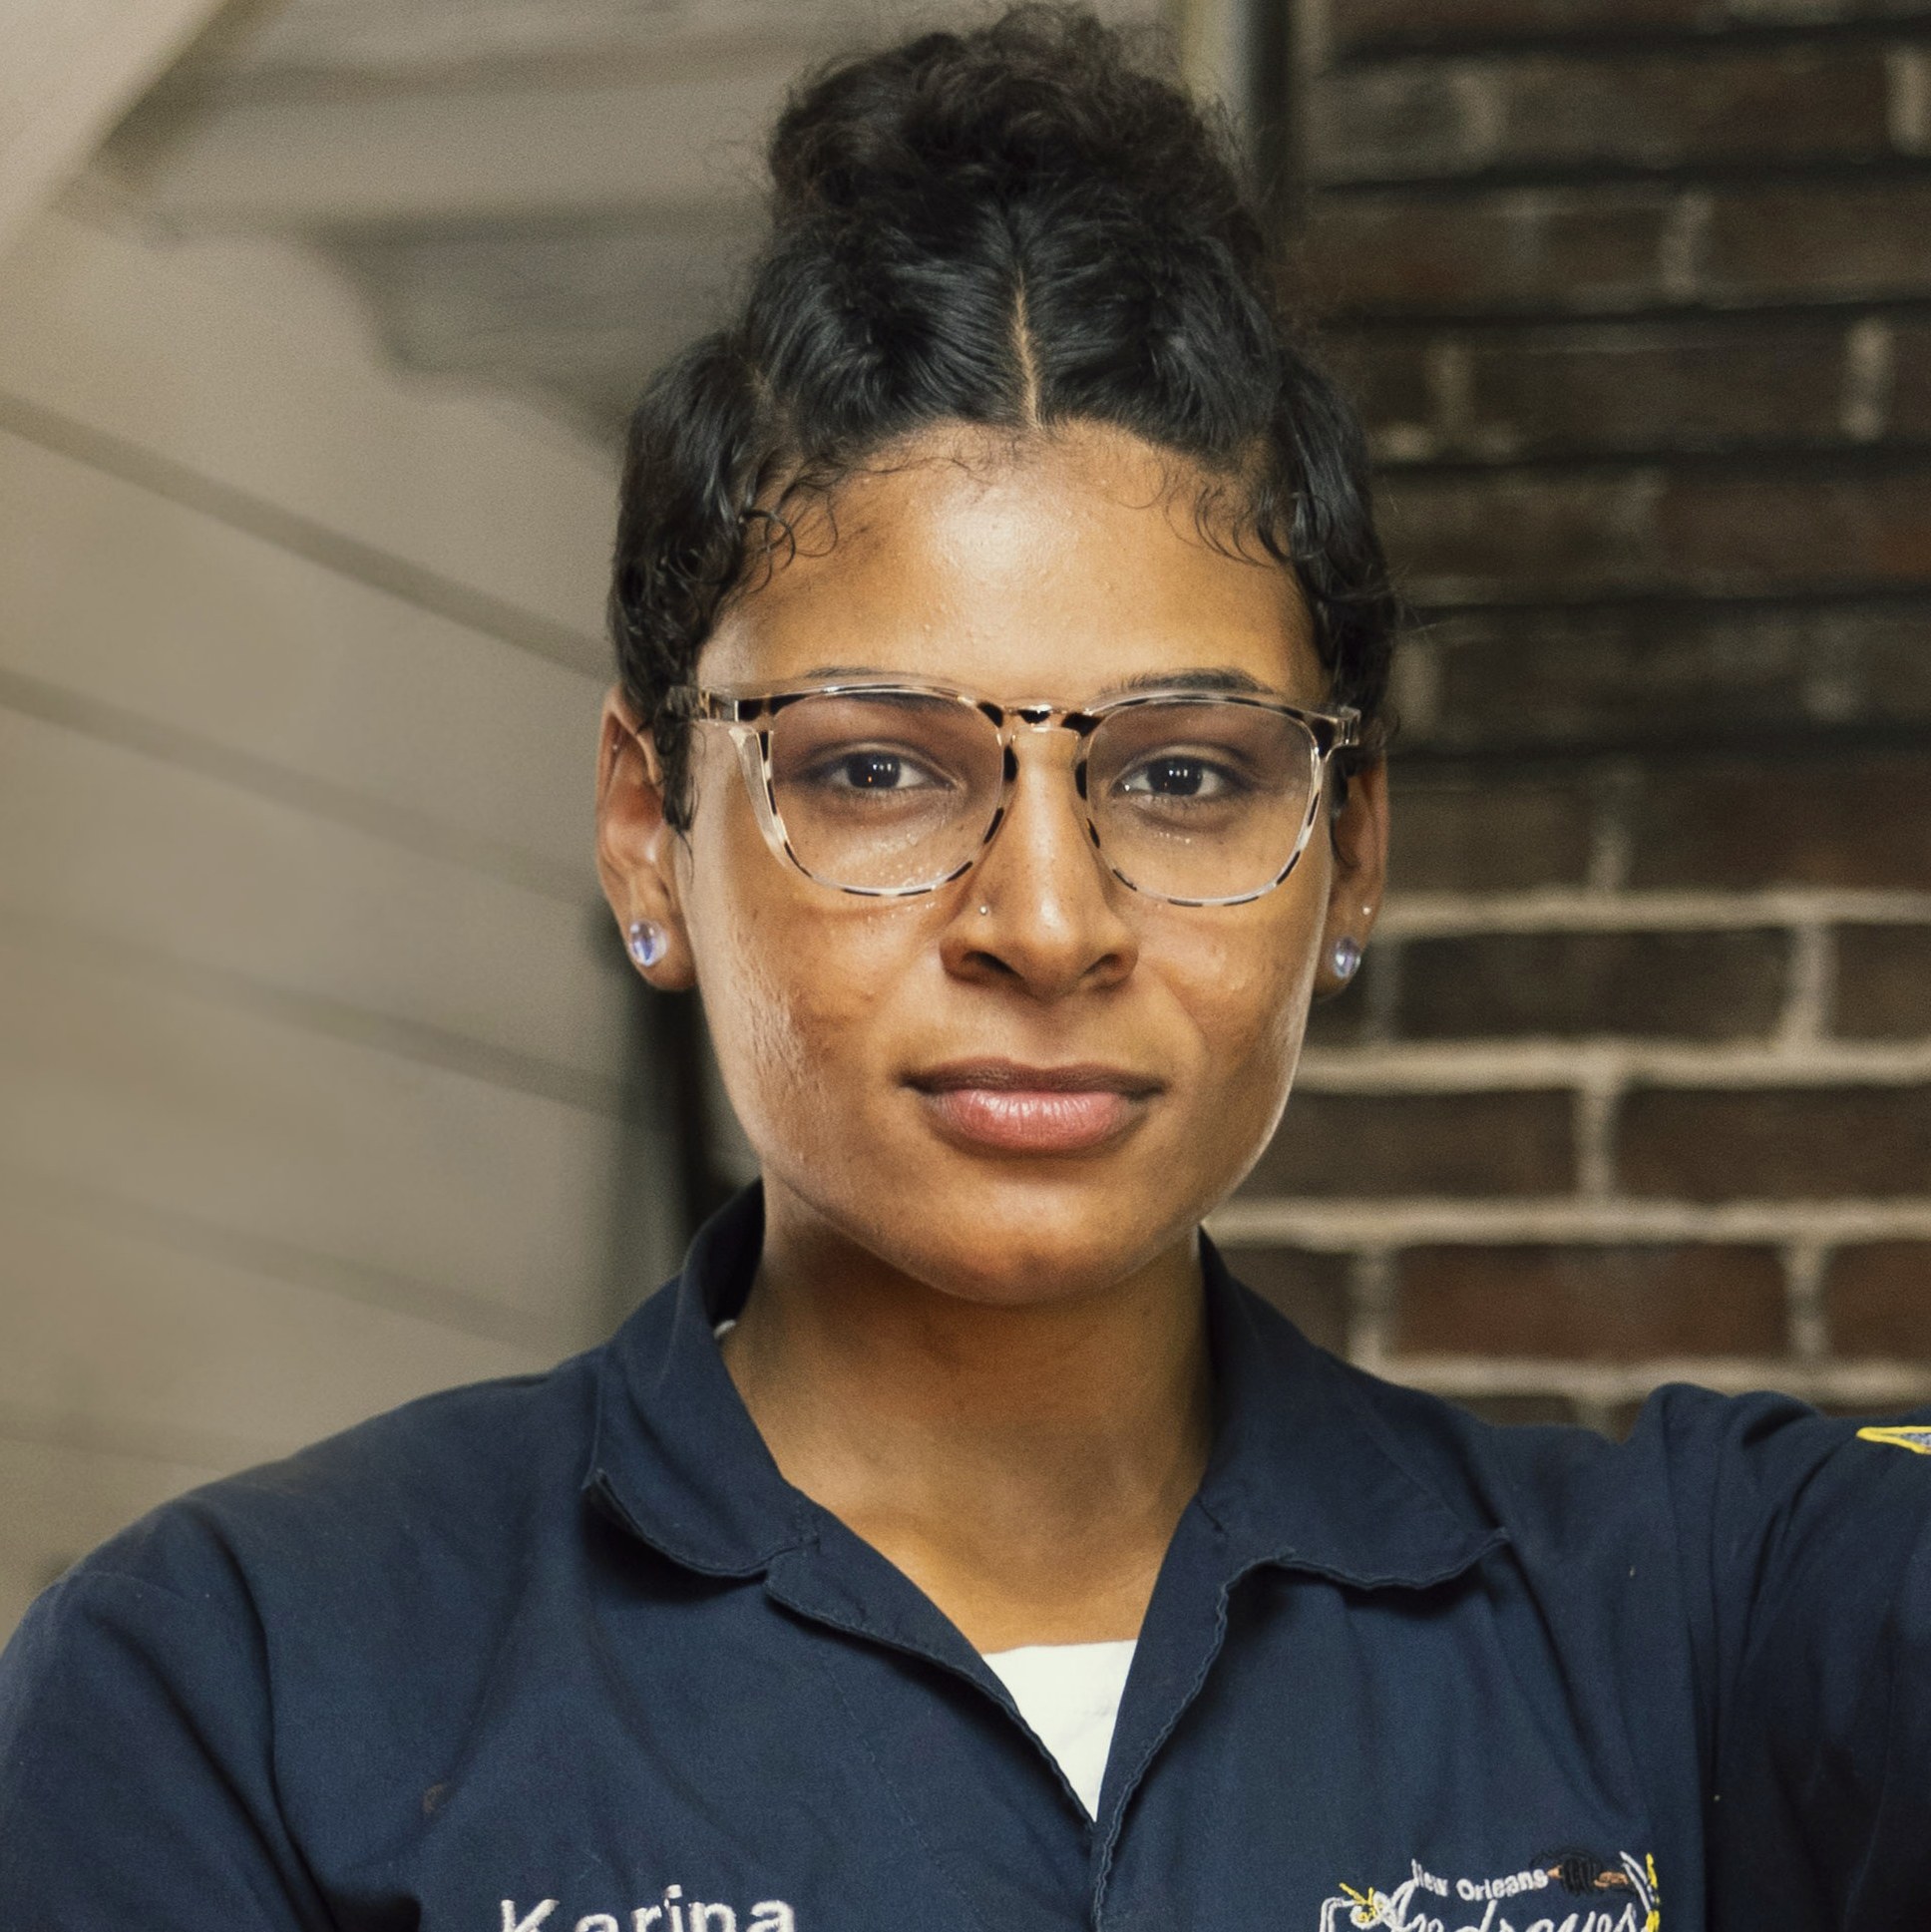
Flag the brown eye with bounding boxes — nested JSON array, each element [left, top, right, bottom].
[[1116, 754, 1245, 801], [804, 748, 946, 793]]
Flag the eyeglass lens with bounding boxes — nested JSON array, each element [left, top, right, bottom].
[[761, 692, 1322, 901]]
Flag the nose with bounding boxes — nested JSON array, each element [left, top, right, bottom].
[[940, 727, 1138, 1000]]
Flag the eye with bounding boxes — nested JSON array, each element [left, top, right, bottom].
[[808, 747, 946, 793], [1115, 753, 1246, 801]]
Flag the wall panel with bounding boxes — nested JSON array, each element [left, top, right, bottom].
[[0, 206, 611, 661], [0, 1190, 551, 1462], [0, 707, 625, 1091], [0, 933, 619, 1345], [0, 426, 605, 885], [0, 203, 667, 1645]]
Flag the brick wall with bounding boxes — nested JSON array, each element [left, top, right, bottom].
[[1214, 0, 1931, 1431]]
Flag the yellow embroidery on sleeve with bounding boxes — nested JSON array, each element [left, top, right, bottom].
[[1857, 1425, 1931, 1455]]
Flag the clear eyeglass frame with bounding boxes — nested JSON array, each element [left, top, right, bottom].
[[660, 677, 1363, 908]]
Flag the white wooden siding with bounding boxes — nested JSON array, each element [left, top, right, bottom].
[[0, 203, 672, 1639]]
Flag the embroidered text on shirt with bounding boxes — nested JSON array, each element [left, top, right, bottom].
[[1319, 1849, 1659, 1932], [502, 1890, 795, 1932]]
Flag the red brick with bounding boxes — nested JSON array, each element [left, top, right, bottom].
[[1499, 44, 1895, 168], [1223, 1248, 1354, 1352], [1313, 46, 1894, 185], [1390, 1243, 1788, 1357], [1380, 468, 1666, 602], [1314, 183, 1931, 319], [1891, 320, 1931, 440], [1824, 1242, 1931, 1358], [1704, 182, 1931, 304], [1409, 603, 1931, 754], [1327, 0, 1714, 55], [1453, 318, 1852, 459], [1312, 65, 1477, 184], [1627, 753, 1931, 890], [1328, 334, 1438, 459], [1306, 187, 1676, 317], [1245, 1089, 1576, 1197], [1658, 469, 1931, 592], [1618, 1084, 1931, 1199], [1328, 0, 1921, 56], [1397, 928, 1788, 1039], [1387, 769, 1598, 892], [1381, 463, 1931, 604], [1336, 318, 1859, 464], [1834, 925, 1931, 1038]]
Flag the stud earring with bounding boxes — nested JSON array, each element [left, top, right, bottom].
[[626, 920, 667, 969], [977, 904, 991, 917], [1332, 936, 1362, 981]]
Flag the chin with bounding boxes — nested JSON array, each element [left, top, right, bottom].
[[879, 1155, 1201, 1306]]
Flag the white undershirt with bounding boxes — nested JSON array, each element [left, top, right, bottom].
[[713, 1319, 1134, 1817], [981, 1639, 1137, 1818]]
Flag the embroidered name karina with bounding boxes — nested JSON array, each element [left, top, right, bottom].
[[502, 1892, 795, 1932]]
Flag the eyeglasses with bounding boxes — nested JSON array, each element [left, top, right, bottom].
[[664, 677, 1360, 907]]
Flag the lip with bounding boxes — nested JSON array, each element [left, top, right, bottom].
[[907, 1059, 1161, 1155]]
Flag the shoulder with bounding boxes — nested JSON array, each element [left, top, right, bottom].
[[1227, 1260, 1931, 1555], [24, 1338, 610, 1669], [0, 1335, 623, 1877], [1311, 1328, 1931, 1581], [0, 1340, 623, 1919]]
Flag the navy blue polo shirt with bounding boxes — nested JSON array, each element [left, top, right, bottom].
[[4, 1185, 1930, 1932]]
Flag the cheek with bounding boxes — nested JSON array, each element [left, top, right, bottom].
[[680, 806, 922, 1148], [1147, 891, 1323, 1190], [1169, 910, 1317, 1081]]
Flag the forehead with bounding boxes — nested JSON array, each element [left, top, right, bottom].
[[697, 423, 1322, 703]]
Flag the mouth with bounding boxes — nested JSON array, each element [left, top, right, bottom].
[[906, 1059, 1162, 1156]]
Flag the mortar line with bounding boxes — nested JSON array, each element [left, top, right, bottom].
[[1840, 314, 1896, 441], [1350, 1248, 1396, 1366], [1355, 1354, 1931, 1408], [1888, 45, 1931, 155], [1211, 1197, 1931, 1247], [1376, 887, 1931, 938], [1777, 922, 1835, 1048], [1585, 760, 1639, 894], [1296, 1038, 1931, 1090], [1784, 1240, 1829, 1364], [1573, 1073, 1621, 1203]]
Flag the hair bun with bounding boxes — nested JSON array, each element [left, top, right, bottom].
[[769, 5, 1249, 255]]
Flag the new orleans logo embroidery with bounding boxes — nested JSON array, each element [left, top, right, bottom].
[[1856, 1425, 1931, 1456], [1320, 1848, 1659, 1932]]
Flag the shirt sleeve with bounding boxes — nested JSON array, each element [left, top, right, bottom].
[[1672, 1392, 1931, 1929], [0, 1556, 330, 1927]]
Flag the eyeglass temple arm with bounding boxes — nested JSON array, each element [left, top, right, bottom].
[[1308, 709, 1361, 756]]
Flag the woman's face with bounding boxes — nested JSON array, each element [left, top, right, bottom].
[[599, 422, 1385, 1305]]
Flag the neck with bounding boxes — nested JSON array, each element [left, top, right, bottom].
[[719, 1178, 1215, 1650]]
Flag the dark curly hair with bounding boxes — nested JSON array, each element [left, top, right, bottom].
[[609, 2, 1398, 828]]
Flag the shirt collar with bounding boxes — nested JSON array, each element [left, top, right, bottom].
[[585, 1183, 810, 1577], [584, 1184, 1504, 1591], [1190, 1234, 1508, 1587]]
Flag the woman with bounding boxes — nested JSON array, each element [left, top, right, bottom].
[[2, 9, 1926, 1930]]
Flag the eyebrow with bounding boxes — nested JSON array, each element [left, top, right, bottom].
[[1108, 666, 1274, 696], [796, 664, 1281, 697]]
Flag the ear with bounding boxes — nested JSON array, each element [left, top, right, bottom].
[[595, 686, 697, 992], [1314, 758, 1389, 999]]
